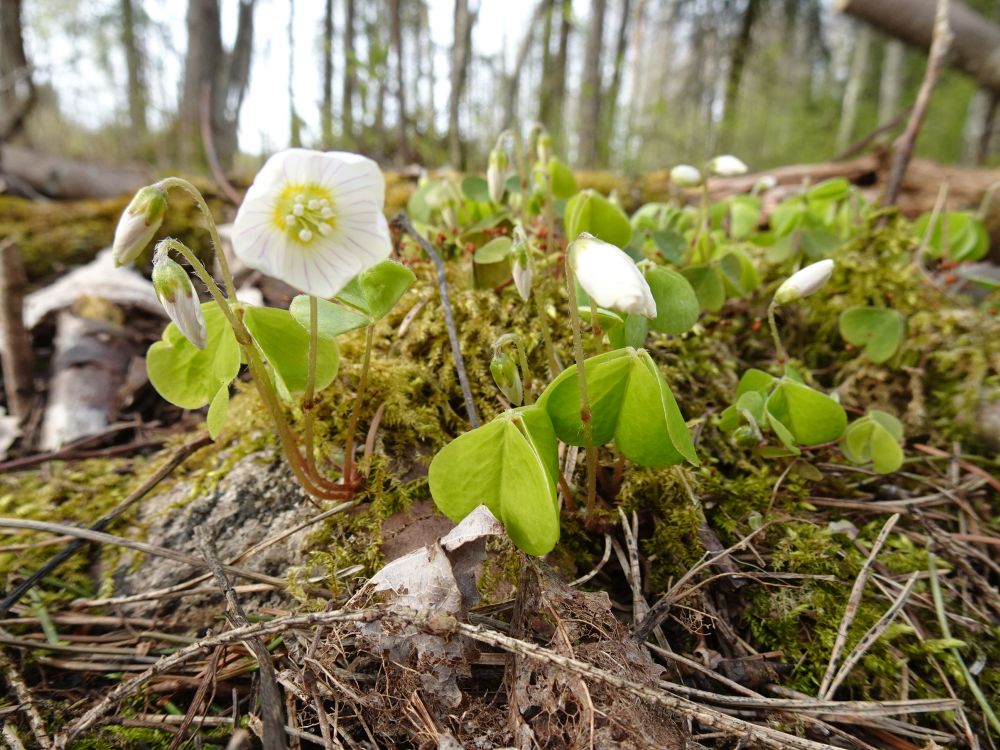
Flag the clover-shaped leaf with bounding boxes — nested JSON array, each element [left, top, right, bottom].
[[428, 406, 559, 556], [914, 211, 989, 262], [765, 379, 847, 447], [681, 264, 726, 313], [842, 410, 904, 474], [147, 303, 240, 410], [644, 265, 699, 335], [839, 306, 906, 363], [334, 259, 417, 322], [243, 306, 339, 396], [538, 348, 697, 467], [565, 189, 633, 247], [290, 295, 369, 339]]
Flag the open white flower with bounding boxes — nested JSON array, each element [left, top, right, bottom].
[[232, 149, 392, 298], [774, 259, 835, 305], [708, 154, 749, 177], [570, 233, 656, 318]]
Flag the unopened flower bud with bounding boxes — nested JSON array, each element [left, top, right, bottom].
[[487, 148, 510, 203], [733, 425, 758, 447], [570, 233, 657, 319], [113, 186, 168, 266], [511, 226, 533, 301], [536, 132, 552, 164], [708, 154, 749, 177], [670, 164, 703, 188], [152, 253, 207, 349], [754, 175, 777, 193], [774, 259, 835, 305], [490, 350, 523, 406]]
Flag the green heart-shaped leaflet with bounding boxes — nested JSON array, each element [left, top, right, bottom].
[[147, 303, 240, 410], [644, 265, 699, 335], [839, 306, 905, 364], [680, 264, 726, 313], [565, 189, 633, 248], [333, 259, 417, 322], [428, 406, 560, 556], [243, 306, 339, 396], [842, 410, 904, 474], [718, 368, 776, 433], [537, 348, 697, 467], [765, 379, 847, 447], [289, 296, 369, 339]]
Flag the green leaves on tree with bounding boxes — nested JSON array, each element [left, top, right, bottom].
[[428, 406, 560, 556], [839, 306, 906, 363]]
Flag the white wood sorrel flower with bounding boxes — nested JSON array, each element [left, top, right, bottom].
[[774, 259, 835, 304], [233, 149, 392, 297], [570, 233, 656, 318]]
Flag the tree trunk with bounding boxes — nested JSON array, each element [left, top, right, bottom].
[[180, 0, 255, 168], [577, 0, 608, 167], [342, 0, 356, 146], [836, 25, 872, 153], [502, 1, 546, 130], [720, 0, 762, 149], [0, 0, 35, 141], [598, 0, 632, 165], [390, 0, 408, 163], [978, 90, 998, 164], [448, 0, 472, 168], [420, 1, 435, 137], [838, 0, 1000, 94], [120, 0, 148, 145], [321, 0, 335, 148]]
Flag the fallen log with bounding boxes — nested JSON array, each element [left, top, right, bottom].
[[0, 144, 152, 200]]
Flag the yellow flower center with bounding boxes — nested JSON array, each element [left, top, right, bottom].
[[272, 183, 336, 246]]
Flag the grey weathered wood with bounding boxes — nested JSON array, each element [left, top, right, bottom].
[[838, 0, 1000, 94]]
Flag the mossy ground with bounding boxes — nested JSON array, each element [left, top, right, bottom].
[[0, 197, 997, 745]]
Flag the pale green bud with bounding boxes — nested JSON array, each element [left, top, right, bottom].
[[536, 132, 552, 164], [487, 148, 510, 203], [113, 186, 168, 266], [490, 350, 523, 406], [511, 226, 532, 301], [152, 253, 207, 349]]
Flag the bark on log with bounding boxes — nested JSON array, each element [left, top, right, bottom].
[[0, 145, 151, 200], [838, 0, 1000, 94]]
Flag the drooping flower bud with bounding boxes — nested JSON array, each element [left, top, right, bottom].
[[490, 349, 523, 406], [569, 233, 657, 319], [113, 186, 168, 266], [152, 253, 207, 349], [511, 226, 532, 302], [708, 154, 749, 177], [753, 174, 777, 194], [670, 164, 703, 188], [487, 148, 510, 203], [774, 259, 835, 305]]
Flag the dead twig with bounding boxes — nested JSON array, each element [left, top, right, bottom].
[[883, 0, 953, 206], [196, 529, 287, 750], [0, 434, 212, 617], [0, 631, 52, 749], [392, 213, 479, 428], [818, 513, 899, 700]]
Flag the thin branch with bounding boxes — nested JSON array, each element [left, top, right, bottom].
[[883, 0, 953, 206], [0, 632, 51, 749], [0, 434, 212, 617], [392, 213, 479, 428]]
